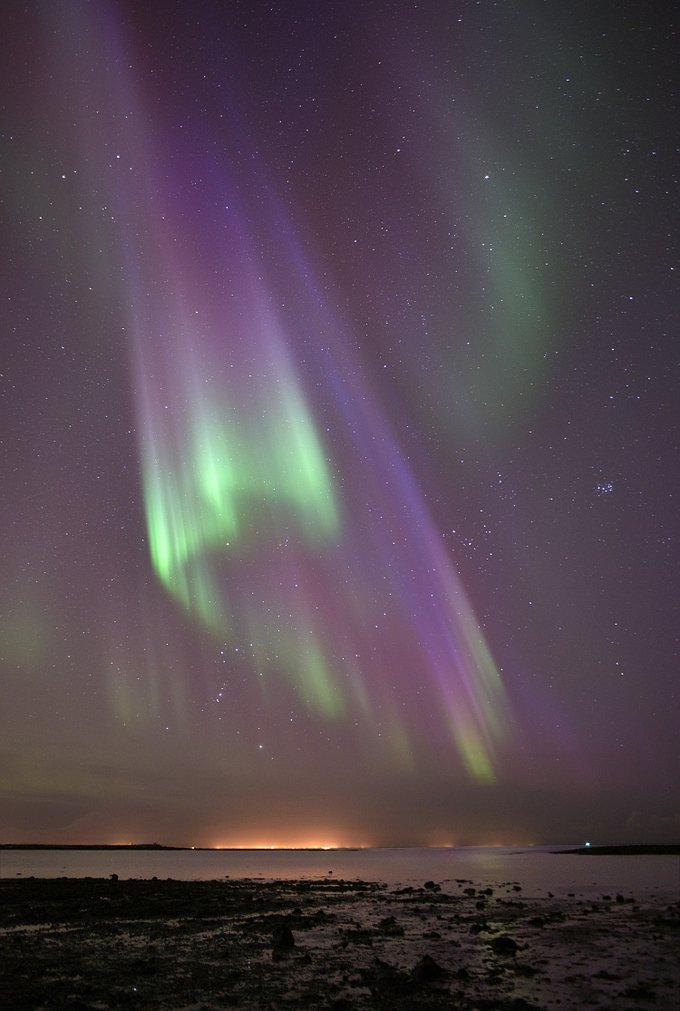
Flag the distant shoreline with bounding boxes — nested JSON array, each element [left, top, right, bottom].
[[1, 842, 678, 854], [0, 843, 186, 851], [558, 844, 680, 856], [0, 843, 361, 852]]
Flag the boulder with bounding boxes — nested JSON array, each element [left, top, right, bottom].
[[490, 934, 518, 956]]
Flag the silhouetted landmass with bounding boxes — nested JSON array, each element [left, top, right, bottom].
[[0, 843, 182, 851], [0, 843, 359, 852], [560, 844, 680, 855]]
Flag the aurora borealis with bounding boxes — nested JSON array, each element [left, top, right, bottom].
[[1, 1, 678, 847]]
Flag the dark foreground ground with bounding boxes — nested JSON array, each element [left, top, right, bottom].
[[1, 875, 678, 1010]]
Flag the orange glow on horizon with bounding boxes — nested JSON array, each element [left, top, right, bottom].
[[206, 830, 373, 850], [97, 831, 538, 851], [210, 839, 347, 851]]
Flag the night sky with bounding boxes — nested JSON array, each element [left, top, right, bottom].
[[1, 0, 678, 848]]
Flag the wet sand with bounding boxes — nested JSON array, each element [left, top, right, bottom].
[[1, 875, 678, 1009]]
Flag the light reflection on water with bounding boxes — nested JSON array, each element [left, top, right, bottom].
[[1, 846, 678, 898]]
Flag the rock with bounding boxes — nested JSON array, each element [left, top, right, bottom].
[[378, 915, 404, 936], [360, 957, 406, 992], [271, 922, 295, 959], [412, 954, 446, 982], [373, 956, 399, 980], [593, 969, 621, 980], [424, 880, 441, 891], [490, 934, 518, 956], [623, 984, 657, 1000], [272, 923, 295, 947], [512, 962, 539, 977]]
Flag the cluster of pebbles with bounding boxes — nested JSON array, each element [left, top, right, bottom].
[[1, 874, 678, 1009]]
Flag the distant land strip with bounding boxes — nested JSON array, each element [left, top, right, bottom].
[[559, 845, 680, 856], [0, 843, 184, 851], [1, 843, 678, 854], [0, 843, 360, 852]]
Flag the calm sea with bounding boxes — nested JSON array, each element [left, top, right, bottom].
[[1, 847, 678, 898]]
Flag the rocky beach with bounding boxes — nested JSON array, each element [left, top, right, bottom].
[[1, 873, 678, 1010]]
